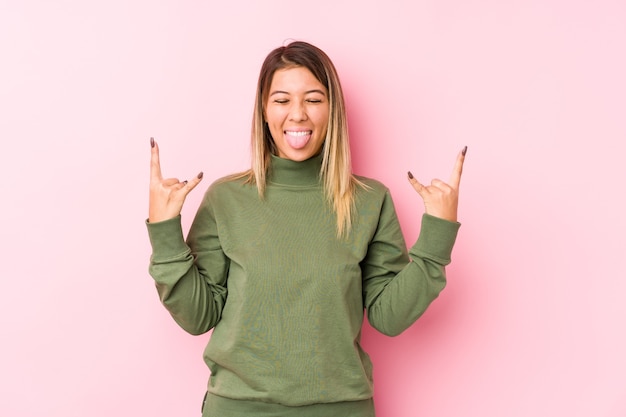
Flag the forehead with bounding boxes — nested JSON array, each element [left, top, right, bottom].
[[269, 66, 326, 93]]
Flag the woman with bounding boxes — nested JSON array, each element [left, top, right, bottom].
[[147, 41, 465, 416]]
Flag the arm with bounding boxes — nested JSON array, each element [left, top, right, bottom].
[[146, 138, 227, 335], [363, 147, 466, 336], [362, 193, 460, 337], [147, 202, 229, 335]]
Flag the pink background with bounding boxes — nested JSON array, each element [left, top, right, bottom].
[[2, 1, 625, 416]]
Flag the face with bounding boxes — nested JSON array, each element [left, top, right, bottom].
[[264, 66, 329, 161]]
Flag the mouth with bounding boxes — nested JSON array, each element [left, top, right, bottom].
[[285, 130, 312, 149]]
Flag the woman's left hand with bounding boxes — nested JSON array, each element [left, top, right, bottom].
[[407, 146, 467, 222]]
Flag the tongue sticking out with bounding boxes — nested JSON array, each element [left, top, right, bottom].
[[286, 131, 311, 149]]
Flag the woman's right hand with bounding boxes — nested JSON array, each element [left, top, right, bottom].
[[149, 137, 203, 223]]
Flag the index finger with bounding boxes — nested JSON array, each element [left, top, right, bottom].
[[150, 137, 163, 181], [448, 146, 467, 189]]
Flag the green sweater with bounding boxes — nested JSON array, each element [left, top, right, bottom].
[[146, 154, 460, 407]]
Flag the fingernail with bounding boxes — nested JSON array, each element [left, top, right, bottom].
[[197, 172, 204, 179], [150, 137, 155, 148], [462, 146, 468, 156], [183, 180, 188, 185], [407, 171, 414, 179]]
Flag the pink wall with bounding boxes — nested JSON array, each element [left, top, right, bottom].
[[2, 1, 625, 416]]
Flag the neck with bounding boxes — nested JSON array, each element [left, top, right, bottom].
[[267, 153, 323, 186]]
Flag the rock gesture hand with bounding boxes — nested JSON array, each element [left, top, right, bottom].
[[407, 146, 467, 223], [149, 137, 204, 223]]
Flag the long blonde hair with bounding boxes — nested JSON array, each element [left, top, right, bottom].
[[246, 41, 363, 237]]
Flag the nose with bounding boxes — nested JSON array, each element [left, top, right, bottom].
[[289, 101, 308, 122]]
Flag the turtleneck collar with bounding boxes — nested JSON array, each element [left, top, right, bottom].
[[267, 153, 323, 187]]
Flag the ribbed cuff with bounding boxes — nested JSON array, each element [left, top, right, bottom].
[[145, 215, 189, 260], [410, 214, 461, 265]]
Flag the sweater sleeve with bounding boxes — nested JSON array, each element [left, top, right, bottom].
[[361, 191, 460, 336], [146, 193, 229, 335]]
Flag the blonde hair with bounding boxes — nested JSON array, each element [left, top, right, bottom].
[[245, 41, 363, 237]]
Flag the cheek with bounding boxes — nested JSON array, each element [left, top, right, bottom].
[[317, 110, 330, 133], [267, 124, 282, 140], [312, 109, 329, 126], [319, 105, 330, 124], [266, 107, 286, 126], [267, 117, 286, 140]]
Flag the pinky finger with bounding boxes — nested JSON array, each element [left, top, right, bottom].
[[407, 171, 427, 196], [182, 171, 204, 194]]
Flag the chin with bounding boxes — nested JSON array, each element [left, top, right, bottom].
[[277, 147, 321, 162], [284, 153, 313, 162]]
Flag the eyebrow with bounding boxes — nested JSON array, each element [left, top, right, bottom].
[[269, 89, 327, 97]]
